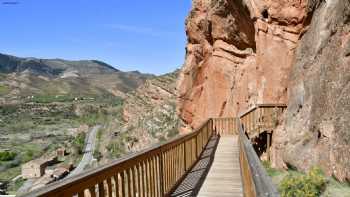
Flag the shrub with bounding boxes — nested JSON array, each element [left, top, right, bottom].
[[72, 133, 86, 154], [93, 150, 102, 161], [106, 141, 125, 158], [0, 105, 17, 115], [0, 151, 17, 161], [279, 167, 326, 197]]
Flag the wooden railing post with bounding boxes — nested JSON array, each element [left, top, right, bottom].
[[183, 141, 187, 171], [158, 151, 164, 196], [195, 134, 198, 158], [267, 133, 271, 161]]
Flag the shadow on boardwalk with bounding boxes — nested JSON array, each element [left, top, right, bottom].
[[171, 135, 220, 197]]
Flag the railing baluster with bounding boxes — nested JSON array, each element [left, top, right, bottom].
[[89, 186, 96, 197], [155, 156, 160, 197], [132, 166, 137, 197], [165, 150, 169, 192], [177, 145, 181, 180], [147, 160, 151, 196], [137, 163, 142, 197], [150, 157, 155, 197], [121, 171, 126, 197], [114, 174, 119, 197], [142, 162, 146, 197], [78, 190, 84, 197], [195, 134, 198, 158], [106, 178, 112, 197], [98, 182, 105, 197], [183, 141, 187, 171], [170, 148, 173, 190]]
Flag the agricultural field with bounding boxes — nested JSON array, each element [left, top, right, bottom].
[[0, 96, 125, 194]]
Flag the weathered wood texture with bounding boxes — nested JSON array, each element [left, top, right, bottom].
[[239, 109, 281, 197], [240, 104, 287, 138], [197, 136, 243, 197], [170, 136, 219, 197], [212, 118, 237, 136]]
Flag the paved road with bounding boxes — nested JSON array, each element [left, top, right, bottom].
[[68, 125, 101, 177]]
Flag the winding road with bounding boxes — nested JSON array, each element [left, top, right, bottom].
[[68, 125, 101, 177]]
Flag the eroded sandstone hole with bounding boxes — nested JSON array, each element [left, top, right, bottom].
[[251, 131, 272, 160]]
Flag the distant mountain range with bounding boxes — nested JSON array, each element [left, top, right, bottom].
[[0, 53, 154, 101]]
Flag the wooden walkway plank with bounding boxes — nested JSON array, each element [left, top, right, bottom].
[[197, 136, 243, 197]]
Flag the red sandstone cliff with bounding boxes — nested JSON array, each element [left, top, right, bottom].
[[178, 0, 350, 181], [178, 0, 307, 130]]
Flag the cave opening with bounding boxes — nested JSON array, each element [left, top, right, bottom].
[[251, 131, 272, 160], [262, 9, 269, 19]]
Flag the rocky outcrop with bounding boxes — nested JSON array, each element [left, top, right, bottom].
[[177, 0, 307, 131], [91, 71, 179, 165], [121, 71, 179, 151], [179, 0, 350, 182], [272, 0, 350, 182]]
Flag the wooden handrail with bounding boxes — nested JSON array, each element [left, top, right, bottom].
[[240, 104, 287, 138], [239, 103, 287, 118], [238, 117, 280, 197], [212, 117, 237, 135], [19, 119, 215, 197], [238, 103, 285, 197]]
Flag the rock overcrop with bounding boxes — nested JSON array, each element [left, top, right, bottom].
[[178, 0, 350, 181]]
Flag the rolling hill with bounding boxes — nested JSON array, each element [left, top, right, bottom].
[[0, 53, 153, 102]]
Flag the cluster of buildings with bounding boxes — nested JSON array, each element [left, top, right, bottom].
[[21, 148, 73, 191]]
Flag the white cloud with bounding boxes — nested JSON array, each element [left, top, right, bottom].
[[104, 24, 175, 37]]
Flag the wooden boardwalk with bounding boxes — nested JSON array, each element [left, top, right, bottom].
[[197, 136, 243, 197]]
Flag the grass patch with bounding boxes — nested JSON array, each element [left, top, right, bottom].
[[262, 161, 284, 177], [78, 113, 108, 126], [0, 166, 20, 181], [0, 84, 10, 95], [16, 143, 45, 163], [6, 177, 25, 194], [323, 177, 350, 197], [31, 95, 75, 103]]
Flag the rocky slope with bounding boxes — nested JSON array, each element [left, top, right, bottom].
[[122, 70, 180, 150], [0, 53, 152, 102], [97, 71, 179, 163], [178, 0, 350, 181]]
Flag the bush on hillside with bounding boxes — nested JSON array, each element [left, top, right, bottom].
[[279, 167, 326, 197], [72, 133, 86, 154], [0, 151, 17, 161]]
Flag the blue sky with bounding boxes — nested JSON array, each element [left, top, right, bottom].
[[0, 0, 192, 75]]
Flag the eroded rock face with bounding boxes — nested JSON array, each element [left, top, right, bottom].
[[179, 0, 350, 182], [177, 0, 307, 131], [272, 0, 350, 182]]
